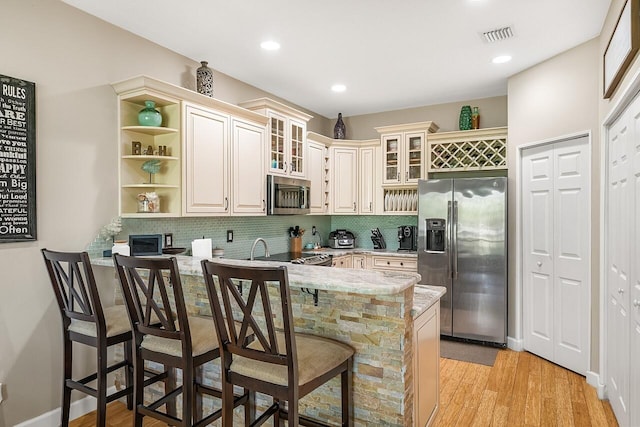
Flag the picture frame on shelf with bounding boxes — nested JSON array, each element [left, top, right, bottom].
[[603, 0, 640, 99]]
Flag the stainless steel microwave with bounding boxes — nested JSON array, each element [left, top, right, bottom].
[[266, 175, 310, 215]]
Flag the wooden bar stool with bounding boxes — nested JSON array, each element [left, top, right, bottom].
[[113, 254, 250, 427], [201, 261, 355, 427], [41, 248, 133, 427]]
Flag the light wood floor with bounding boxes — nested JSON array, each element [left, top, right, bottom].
[[70, 349, 618, 426]]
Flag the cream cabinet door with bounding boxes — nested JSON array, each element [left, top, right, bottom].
[[414, 301, 440, 427], [331, 147, 358, 214], [359, 147, 375, 214], [308, 140, 327, 214], [183, 103, 229, 215], [232, 119, 265, 215]]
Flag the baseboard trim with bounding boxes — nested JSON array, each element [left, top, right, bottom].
[[15, 386, 116, 427], [586, 371, 606, 399], [507, 336, 524, 351]]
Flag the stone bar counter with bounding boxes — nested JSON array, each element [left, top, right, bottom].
[[92, 255, 445, 426]]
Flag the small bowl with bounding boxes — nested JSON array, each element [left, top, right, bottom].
[[304, 243, 315, 250], [162, 247, 186, 255]]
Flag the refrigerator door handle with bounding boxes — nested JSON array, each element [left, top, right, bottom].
[[452, 200, 458, 279], [447, 201, 453, 279]]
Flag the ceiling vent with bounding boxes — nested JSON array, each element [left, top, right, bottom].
[[481, 26, 514, 43]]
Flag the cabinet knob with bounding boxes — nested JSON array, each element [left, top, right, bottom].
[[400, 262, 404, 266], [618, 288, 624, 294], [387, 261, 390, 265], [537, 261, 542, 267]]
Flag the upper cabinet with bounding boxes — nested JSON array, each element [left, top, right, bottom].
[[239, 98, 312, 179], [113, 79, 182, 218], [112, 76, 268, 218], [427, 127, 507, 173], [375, 121, 439, 186], [306, 133, 331, 215]]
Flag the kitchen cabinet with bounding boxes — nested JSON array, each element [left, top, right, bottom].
[[331, 146, 358, 214], [371, 255, 417, 273], [332, 254, 352, 268], [112, 76, 269, 219], [329, 139, 380, 215], [306, 136, 330, 214], [352, 255, 367, 269], [240, 98, 312, 179], [375, 121, 438, 186], [231, 118, 266, 215], [114, 83, 182, 218], [183, 103, 230, 215], [426, 127, 507, 173], [414, 300, 440, 427]]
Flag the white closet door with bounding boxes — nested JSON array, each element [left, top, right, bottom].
[[552, 137, 590, 373], [632, 102, 640, 427], [522, 144, 555, 361], [606, 101, 634, 425], [522, 136, 590, 375]]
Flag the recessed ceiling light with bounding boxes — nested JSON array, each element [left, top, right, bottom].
[[492, 55, 512, 64], [260, 40, 280, 51], [331, 84, 346, 93]]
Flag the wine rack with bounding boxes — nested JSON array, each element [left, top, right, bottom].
[[427, 127, 507, 172]]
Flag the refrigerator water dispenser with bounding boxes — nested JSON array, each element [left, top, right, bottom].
[[425, 218, 446, 252]]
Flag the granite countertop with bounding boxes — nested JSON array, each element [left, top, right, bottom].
[[411, 285, 446, 318], [92, 255, 421, 296], [303, 248, 417, 258]]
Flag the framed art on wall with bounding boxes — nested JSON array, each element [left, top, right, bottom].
[[604, 0, 640, 99], [0, 74, 36, 242]]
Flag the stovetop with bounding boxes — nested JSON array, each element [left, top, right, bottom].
[[252, 252, 332, 265]]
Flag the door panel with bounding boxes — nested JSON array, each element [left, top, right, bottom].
[[451, 178, 507, 343], [522, 136, 589, 375]]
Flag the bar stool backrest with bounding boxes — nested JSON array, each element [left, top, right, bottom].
[[201, 262, 298, 383], [42, 249, 106, 337], [113, 254, 191, 353]]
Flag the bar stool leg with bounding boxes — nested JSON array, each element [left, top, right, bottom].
[[133, 353, 145, 427], [124, 340, 133, 410], [96, 345, 108, 427], [61, 335, 72, 427], [244, 389, 256, 427]]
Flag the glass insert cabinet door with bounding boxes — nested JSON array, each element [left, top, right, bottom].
[[270, 116, 285, 173], [406, 132, 424, 182], [383, 135, 400, 183], [290, 122, 303, 175]]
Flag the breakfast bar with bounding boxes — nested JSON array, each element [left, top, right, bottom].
[[92, 256, 445, 426]]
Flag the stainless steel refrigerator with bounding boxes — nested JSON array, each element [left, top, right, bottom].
[[418, 177, 507, 345]]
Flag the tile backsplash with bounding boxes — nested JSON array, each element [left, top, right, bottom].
[[88, 214, 417, 258]]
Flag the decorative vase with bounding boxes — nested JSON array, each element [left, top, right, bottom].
[[334, 113, 346, 139], [459, 105, 472, 131], [472, 106, 480, 129], [196, 61, 214, 97], [138, 100, 162, 127]]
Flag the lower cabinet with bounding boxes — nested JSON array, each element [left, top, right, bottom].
[[414, 300, 440, 427], [331, 254, 352, 268], [352, 255, 367, 269], [371, 255, 417, 272]]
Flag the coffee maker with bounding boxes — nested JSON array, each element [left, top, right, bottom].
[[397, 225, 417, 251]]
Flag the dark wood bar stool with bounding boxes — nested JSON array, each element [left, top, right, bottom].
[[201, 261, 355, 427], [41, 248, 133, 427], [113, 254, 249, 427]]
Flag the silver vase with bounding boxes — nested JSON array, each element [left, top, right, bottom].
[[196, 61, 214, 97]]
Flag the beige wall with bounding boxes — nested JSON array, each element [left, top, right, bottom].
[[0, 1, 329, 425], [507, 38, 600, 369], [337, 95, 507, 139]]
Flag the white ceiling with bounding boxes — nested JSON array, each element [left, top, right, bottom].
[[62, 0, 611, 119]]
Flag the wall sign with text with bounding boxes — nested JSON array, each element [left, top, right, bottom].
[[0, 74, 36, 242]]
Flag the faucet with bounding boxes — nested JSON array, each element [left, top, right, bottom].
[[250, 238, 270, 260]]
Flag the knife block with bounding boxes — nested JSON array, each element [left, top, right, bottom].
[[291, 237, 302, 253]]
